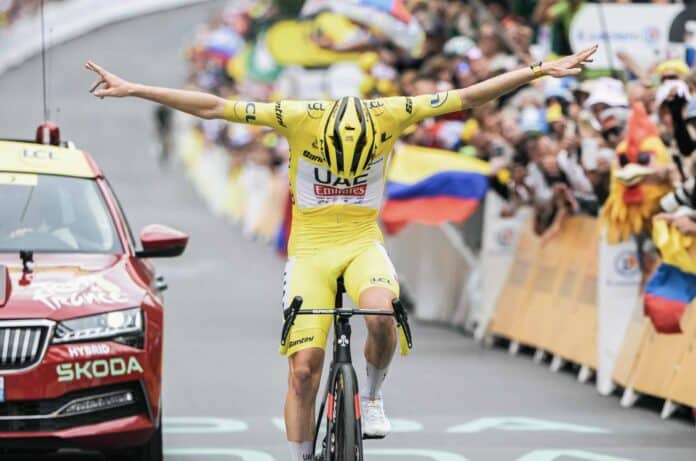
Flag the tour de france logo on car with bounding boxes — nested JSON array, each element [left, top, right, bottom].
[[614, 250, 641, 278], [32, 275, 128, 310]]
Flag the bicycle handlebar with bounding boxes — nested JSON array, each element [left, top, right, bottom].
[[280, 296, 414, 351]]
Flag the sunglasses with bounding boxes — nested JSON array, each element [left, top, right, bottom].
[[618, 151, 651, 167], [601, 126, 622, 142], [661, 74, 681, 82]]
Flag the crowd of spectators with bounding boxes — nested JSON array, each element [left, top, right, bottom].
[[180, 0, 696, 244]]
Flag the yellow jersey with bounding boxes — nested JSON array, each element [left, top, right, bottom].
[[223, 92, 462, 255]]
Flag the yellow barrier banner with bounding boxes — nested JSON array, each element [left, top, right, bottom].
[[550, 217, 598, 367], [614, 298, 696, 403], [666, 304, 696, 406], [489, 216, 598, 369], [489, 217, 539, 341]]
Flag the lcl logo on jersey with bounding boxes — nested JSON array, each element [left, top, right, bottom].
[[232, 101, 257, 122], [430, 91, 449, 108], [367, 100, 385, 116], [307, 102, 325, 119]]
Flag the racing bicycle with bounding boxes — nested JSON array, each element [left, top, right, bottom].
[[280, 278, 413, 461]]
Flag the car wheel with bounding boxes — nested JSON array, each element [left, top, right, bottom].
[[135, 414, 163, 461], [103, 414, 162, 461]]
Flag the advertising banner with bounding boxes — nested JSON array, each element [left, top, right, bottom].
[[597, 235, 642, 395], [474, 194, 529, 341], [570, 4, 684, 70]]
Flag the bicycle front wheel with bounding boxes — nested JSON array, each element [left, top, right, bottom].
[[327, 365, 363, 461]]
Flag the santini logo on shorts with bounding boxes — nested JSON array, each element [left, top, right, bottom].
[[370, 276, 392, 285], [289, 336, 314, 348]]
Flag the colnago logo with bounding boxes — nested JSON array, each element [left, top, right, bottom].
[[56, 356, 144, 382]]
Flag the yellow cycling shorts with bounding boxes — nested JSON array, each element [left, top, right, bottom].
[[279, 240, 399, 357]]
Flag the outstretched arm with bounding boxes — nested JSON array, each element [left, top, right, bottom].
[[393, 45, 598, 129], [457, 45, 598, 109], [86, 61, 227, 119]]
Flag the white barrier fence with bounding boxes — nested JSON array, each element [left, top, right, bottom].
[[0, 0, 212, 76]]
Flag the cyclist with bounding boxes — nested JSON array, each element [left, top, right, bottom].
[[153, 104, 174, 164], [85, 44, 596, 461]]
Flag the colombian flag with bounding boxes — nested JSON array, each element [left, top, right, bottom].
[[643, 220, 696, 333], [382, 145, 490, 235]]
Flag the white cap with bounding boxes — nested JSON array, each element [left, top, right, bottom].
[[443, 36, 476, 57], [584, 77, 628, 109]]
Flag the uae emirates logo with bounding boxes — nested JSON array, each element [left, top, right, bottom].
[[314, 184, 366, 197]]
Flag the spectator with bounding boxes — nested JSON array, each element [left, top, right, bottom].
[[533, 0, 584, 56]]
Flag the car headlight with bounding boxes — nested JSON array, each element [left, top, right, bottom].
[[52, 308, 144, 348]]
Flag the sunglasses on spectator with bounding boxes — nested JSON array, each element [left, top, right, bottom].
[[618, 152, 651, 167], [601, 126, 622, 141]]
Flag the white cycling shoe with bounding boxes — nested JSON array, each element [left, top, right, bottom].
[[360, 396, 391, 439]]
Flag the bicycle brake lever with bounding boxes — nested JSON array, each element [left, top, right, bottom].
[[391, 299, 413, 350], [280, 296, 303, 346]]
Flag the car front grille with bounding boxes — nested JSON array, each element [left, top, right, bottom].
[[0, 320, 53, 372]]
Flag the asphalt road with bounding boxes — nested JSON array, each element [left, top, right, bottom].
[[0, 3, 695, 461]]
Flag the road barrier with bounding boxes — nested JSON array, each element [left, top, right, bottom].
[[484, 214, 696, 420], [0, 0, 212, 76], [488, 216, 597, 370], [178, 126, 288, 242]]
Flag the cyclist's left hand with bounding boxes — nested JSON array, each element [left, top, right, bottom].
[[542, 44, 598, 77]]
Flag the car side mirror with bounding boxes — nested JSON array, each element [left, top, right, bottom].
[[136, 225, 189, 258], [0, 265, 11, 307]]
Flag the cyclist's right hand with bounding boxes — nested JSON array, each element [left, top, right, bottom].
[[85, 61, 132, 98]]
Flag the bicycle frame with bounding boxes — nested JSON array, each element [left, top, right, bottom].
[[279, 278, 413, 458]]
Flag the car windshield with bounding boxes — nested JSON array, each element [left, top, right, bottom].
[[0, 173, 122, 253]]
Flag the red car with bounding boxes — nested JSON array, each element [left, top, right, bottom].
[[0, 124, 188, 460]]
